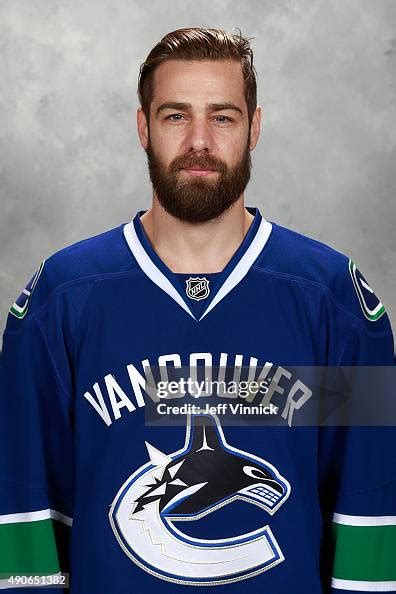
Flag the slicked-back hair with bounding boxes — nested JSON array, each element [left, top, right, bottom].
[[137, 27, 257, 128]]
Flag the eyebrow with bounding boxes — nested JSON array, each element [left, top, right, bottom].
[[155, 101, 243, 117]]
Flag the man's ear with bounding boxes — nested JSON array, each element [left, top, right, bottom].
[[137, 107, 149, 150], [249, 105, 262, 151]]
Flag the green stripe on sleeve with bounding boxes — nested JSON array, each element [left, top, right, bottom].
[[332, 523, 396, 582], [0, 518, 62, 577]]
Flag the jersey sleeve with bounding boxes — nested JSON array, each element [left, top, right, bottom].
[[322, 300, 396, 592], [0, 267, 74, 592]]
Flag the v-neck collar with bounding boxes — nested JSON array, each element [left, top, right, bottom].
[[123, 206, 272, 322]]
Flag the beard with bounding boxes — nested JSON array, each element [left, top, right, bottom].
[[145, 135, 252, 224]]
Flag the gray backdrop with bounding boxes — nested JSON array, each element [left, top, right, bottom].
[[1, 0, 395, 335]]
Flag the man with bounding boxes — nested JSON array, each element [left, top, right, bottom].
[[0, 27, 395, 594]]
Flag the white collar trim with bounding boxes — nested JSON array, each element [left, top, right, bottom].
[[123, 222, 196, 320], [198, 217, 272, 320], [123, 216, 272, 322]]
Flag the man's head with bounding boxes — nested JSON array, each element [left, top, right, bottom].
[[136, 28, 261, 223]]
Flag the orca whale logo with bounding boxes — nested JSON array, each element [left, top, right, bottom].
[[109, 413, 291, 586]]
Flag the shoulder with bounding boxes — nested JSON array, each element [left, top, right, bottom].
[[6, 223, 137, 328], [257, 222, 392, 334]]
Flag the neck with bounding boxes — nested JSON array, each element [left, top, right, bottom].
[[139, 197, 255, 274]]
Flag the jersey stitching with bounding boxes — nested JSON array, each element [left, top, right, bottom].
[[337, 475, 396, 498], [252, 265, 392, 338], [11, 269, 144, 326], [73, 278, 102, 363], [0, 476, 74, 497], [33, 317, 72, 405], [336, 323, 357, 366]]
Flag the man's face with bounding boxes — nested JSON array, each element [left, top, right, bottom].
[[138, 59, 260, 223]]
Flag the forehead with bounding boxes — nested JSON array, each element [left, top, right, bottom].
[[151, 59, 245, 106]]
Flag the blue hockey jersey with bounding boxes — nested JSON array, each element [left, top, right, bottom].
[[0, 206, 395, 593]]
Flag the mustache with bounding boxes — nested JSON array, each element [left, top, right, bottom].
[[172, 154, 224, 171]]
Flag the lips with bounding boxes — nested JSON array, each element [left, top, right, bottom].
[[183, 167, 216, 171], [182, 167, 218, 177]]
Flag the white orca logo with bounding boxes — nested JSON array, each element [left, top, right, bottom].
[[109, 413, 291, 586]]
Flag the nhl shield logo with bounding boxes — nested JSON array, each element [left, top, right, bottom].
[[186, 277, 210, 301]]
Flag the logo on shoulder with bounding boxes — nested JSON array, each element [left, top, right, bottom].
[[9, 260, 45, 320], [348, 259, 385, 322]]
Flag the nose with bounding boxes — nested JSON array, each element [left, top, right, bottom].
[[185, 116, 214, 153]]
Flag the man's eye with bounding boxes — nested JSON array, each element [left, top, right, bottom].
[[214, 115, 232, 123], [166, 114, 185, 121]]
